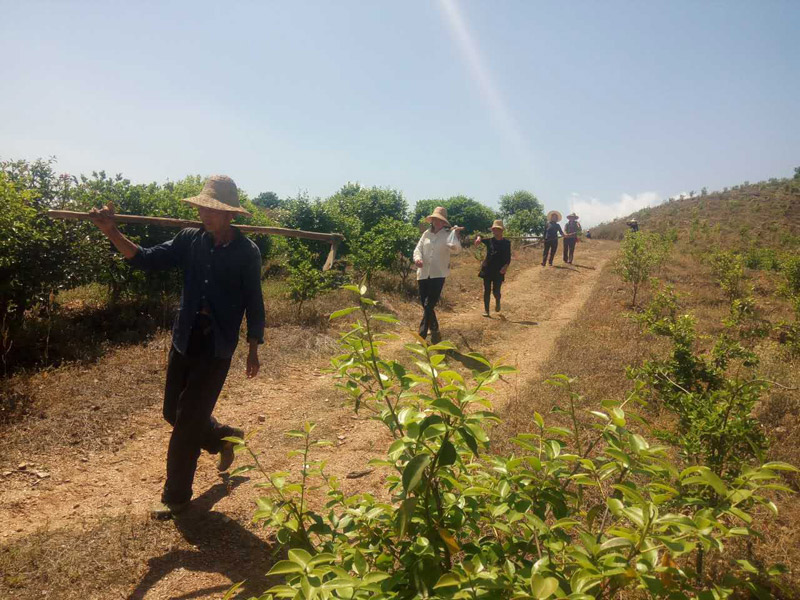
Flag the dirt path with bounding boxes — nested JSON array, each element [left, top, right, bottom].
[[0, 240, 616, 599]]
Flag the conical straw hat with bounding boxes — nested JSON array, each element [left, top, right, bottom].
[[425, 206, 451, 227], [182, 175, 251, 215]]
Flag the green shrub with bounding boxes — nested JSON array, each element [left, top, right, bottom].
[[227, 286, 795, 600], [349, 218, 418, 292], [708, 251, 747, 303], [631, 286, 768, 479], [614, 232, 670, 306], [412, 196, 496, 234]]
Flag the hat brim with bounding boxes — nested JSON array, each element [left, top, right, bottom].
[[547, 211, 562, 221], [425, 214, 451, 227], [183, 195, 251, 216], [491, 225, 504, 231]]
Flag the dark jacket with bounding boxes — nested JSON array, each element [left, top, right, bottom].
[[480, 237, 511, 278], [128, 227, 265, 359], [544, 221, 564, 241]]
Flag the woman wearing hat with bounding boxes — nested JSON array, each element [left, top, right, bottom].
[[88, 175, 264, 519], [413, 206, 464, 340], [542, 210, 564, 267], [563, 213, 581, 264], [474, 220, 511, 317]]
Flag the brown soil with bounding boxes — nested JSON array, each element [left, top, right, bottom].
[[0, 240, 617, 599]]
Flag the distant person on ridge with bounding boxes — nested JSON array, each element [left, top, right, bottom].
[[474, 219, 511, 317], [88, 175, 264, 520], [626, 219, 639, 233], [563, 213, 581, 264], [542, 210, 564, 267], [413, 206, 463, 341]]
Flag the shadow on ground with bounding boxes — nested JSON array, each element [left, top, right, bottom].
[[128, 476, 276, 600]]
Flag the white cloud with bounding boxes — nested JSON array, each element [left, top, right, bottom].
[[568, 191, 664, 228]]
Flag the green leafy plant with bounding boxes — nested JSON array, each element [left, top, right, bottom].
[[708, 251, 747, 304], [631, 286, 768, 480], [228, 285, 794, 599], [614, 232, 670, 307]]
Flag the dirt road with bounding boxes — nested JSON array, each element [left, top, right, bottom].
[[0, 240, 616, 599]]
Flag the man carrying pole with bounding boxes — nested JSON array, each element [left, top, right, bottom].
[[88, 174, 264, 519]]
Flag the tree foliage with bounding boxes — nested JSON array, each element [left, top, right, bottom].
[[412, 196, 495, 234], [499, 190, 546, 236]]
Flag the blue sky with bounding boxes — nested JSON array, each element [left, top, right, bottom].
[[2, 0, 798, 226]]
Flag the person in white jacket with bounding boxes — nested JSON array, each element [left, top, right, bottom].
[[413, 206, 463, 340]]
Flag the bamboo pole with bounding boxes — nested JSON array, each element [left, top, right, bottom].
[[46, 210, 345, 270]]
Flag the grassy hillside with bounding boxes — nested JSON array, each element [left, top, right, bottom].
[[591, 173, 800, 250]]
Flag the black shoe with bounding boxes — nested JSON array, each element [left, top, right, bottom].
[[150, 500, 190, 520], [218, 427, 244, 472]]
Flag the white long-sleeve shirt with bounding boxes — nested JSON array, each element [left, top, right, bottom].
[[413, 227, 461, 280]]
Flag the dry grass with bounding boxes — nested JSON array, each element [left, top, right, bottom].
[[0, 482, 278, 600]]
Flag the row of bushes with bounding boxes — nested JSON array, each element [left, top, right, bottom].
[[0, 157, 553, 375]]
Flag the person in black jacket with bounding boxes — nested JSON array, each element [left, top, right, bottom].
[[474, 220, 511, 316], [542, 211, 564, 266]]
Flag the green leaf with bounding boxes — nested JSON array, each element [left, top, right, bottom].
[[458, 427, 479, 456], [530, 574, 559, 598], [402, 454, 431, 492], [222, 581, 245, 600], [288, 548, 312, 567], [371, 313, 400, 323], [438, 440, 457, 467], [599, 537, 634, 552], [341, 284, 361, 293], [397, 497, 417, 538], [431, 397, 464, 418], [267, 560, 304, 575], [330, 306, 359, 320], [434, 573, 461, 589]]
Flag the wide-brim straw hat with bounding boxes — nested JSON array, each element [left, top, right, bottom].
[[490, 219, 504, 231], [182, 175, 251, 216], [547, 210, 562, 221], [566, 213, 579, 220], [425, 206, 451, 227]]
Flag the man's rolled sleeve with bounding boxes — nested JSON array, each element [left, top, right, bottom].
[[244, 245, 265, 344]]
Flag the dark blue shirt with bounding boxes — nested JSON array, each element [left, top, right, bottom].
[[128, 227, 265, 359]]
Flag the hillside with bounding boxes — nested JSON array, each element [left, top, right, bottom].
[[591, 173, 800, 248]]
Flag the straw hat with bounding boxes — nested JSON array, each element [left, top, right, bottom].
[[547, 210, 562, 221], [490, 219, 504, 231], [566, 213, 579, 220], [182, 175, 251, 215], [425, 206, 451, 227]]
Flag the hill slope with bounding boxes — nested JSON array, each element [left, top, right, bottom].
[[591, 174, 800, 249]]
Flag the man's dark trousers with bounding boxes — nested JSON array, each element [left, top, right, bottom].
[[161, 317, 238, 504], [542, 239, 558, 265], [563, 238, 576, 263], [418, 277, 445, 338]]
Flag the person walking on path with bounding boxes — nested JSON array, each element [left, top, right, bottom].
[[542, 210, 564, 267], [627, 219, 639, 233], [474, 219, 511, 317], [563, 213, 581, 264], [413, 206, 463, 341], [88, 175, 265, 520]]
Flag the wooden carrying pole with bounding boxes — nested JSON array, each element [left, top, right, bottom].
[[47, 210, 344, 271]]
